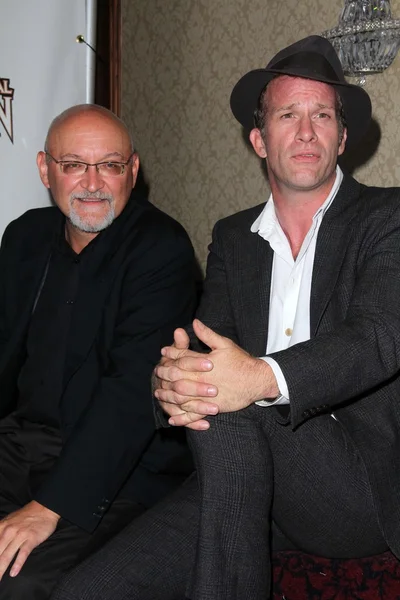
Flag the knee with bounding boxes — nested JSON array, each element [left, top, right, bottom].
[[51, 571, 93, 600]]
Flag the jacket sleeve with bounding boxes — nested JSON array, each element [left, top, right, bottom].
[[0, 221, 16, 358], [195, 221, 240, 343], [34, 221, 196, 531]]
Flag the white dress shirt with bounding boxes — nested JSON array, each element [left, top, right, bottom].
[[250, 166, 343, 406]]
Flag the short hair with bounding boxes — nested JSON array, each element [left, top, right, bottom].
[[253, 77, 347, 145]]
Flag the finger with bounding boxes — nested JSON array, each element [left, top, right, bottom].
[[192, 319, 231, 351], [0, 525, 16, 557], [9, 542, 34, 577], [161, 345, 211, 366], [185, 420, 212, 431], [173, 328, 190, 349], [158, 400, 186, 417], [156, 389, 219, 415], [0, 537, 22, 580], [167, 398, 218, 416], [158, 354, 193, 367], [155, 378, 218, 400], [155, 364, 184, 384], [168, 411, 210, 429], [158, 400, 213, 429], [161, 344, 204, 361], [156, 356, 214, 373]]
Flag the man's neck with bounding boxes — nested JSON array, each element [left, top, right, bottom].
[[65, 222, 99, 254], [271, 176, 337, 259]]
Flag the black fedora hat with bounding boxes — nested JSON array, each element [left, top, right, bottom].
[[230, 35, 371, 146]]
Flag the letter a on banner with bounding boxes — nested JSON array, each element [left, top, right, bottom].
[[0, 78, 14, 143]]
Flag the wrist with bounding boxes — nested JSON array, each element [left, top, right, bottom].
[[30, 500, 61, 522], [250, 357, 279, 403]]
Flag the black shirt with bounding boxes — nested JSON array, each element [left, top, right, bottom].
[[16, 223, 102, 429]]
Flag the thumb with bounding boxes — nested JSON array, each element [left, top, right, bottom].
[[173, 327, 190, 350], [192, 319, 229, 350]]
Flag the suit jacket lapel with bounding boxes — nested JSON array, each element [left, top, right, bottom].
[[310, 173, 361, 335], [239, 229, 273, 356]]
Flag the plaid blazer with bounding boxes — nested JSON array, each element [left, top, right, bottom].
[[194, 172, 400, 561]]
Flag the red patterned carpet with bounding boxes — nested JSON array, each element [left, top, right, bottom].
[[272, 551, 400, 599]]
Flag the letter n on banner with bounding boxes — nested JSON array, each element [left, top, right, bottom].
[[0, 78, 15, 144]]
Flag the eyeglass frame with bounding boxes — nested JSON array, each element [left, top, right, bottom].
[[44, 151, 136, 176]]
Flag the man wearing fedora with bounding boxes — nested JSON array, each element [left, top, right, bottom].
[[52, 35, 400, 600]]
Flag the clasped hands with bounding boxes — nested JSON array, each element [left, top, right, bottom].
[[154, 319, 278, 430]]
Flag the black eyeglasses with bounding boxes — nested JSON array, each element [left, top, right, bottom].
[[45, 151, 135, 177]]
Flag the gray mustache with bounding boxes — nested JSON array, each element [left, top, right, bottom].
[[70, 192, 113, 202]]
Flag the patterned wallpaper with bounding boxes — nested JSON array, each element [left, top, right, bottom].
[[121, 0, 400, 269]]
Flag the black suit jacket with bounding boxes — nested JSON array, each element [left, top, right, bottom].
[[0, 191, 196, 532], [194, 173, 400, 558]]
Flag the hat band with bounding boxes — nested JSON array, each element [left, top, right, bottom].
[[269, 51, 342, 83]]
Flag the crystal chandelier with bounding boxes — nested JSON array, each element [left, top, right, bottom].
[[321, 0, 400, 85]]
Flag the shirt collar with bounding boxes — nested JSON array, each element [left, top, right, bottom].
[[250, 165, 344, 238]]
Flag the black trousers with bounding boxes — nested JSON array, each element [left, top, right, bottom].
[[51, 407, 388, 600], [0, 415, 145, 600]]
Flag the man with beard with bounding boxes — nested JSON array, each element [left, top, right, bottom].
[[0, 104, 195, 599]]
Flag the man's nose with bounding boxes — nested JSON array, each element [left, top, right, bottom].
[[80, 166, 105, 192], [296, 116, 317, 143]]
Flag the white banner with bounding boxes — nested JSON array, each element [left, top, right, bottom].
[[0, 0, 97, 237]]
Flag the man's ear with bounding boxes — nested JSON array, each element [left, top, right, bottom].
[[249, 128, 267, 158], [131, 153, 140, 188], [338, 127, 347, 157], [36, 151, 50, 189]]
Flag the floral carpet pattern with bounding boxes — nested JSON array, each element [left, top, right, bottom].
[[272, 551, 400, 599]]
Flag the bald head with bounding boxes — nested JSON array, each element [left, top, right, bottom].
[[45, 104, 134, 154], [37, 103, 140, 250]]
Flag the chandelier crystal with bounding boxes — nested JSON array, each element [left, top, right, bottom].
[[321, 0, 400, 85]]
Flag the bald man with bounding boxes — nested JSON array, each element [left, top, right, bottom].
[[0, 104, 195, 599]]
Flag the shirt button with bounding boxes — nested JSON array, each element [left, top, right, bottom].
[[285, 328, 293, 336]]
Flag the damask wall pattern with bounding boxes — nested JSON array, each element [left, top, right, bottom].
[[121, 0, 400, 269]]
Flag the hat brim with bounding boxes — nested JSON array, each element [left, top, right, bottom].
[[230, 68, 372, 147]]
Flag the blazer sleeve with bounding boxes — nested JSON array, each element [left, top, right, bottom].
[[270, 200, 400, 428], [0, 221, 16, 357], [34, 221, 196, 531], [195, 220, 240, 342]]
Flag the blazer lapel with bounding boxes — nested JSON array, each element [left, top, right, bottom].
[[239, 229, 273, 356], [310, 174, 361, 335], [17, 249, 52, 316]]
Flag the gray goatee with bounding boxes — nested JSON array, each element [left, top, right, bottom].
[[68, 191, 115, 233]]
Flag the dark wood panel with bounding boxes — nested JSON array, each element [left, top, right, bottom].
[[95, 0, 121, 114]]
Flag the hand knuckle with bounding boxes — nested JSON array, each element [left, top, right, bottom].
[[164, 392, 177, 405], [175, 381, 187, 395], [4, 524, 16, 536], [171, 366, 181, 381]]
